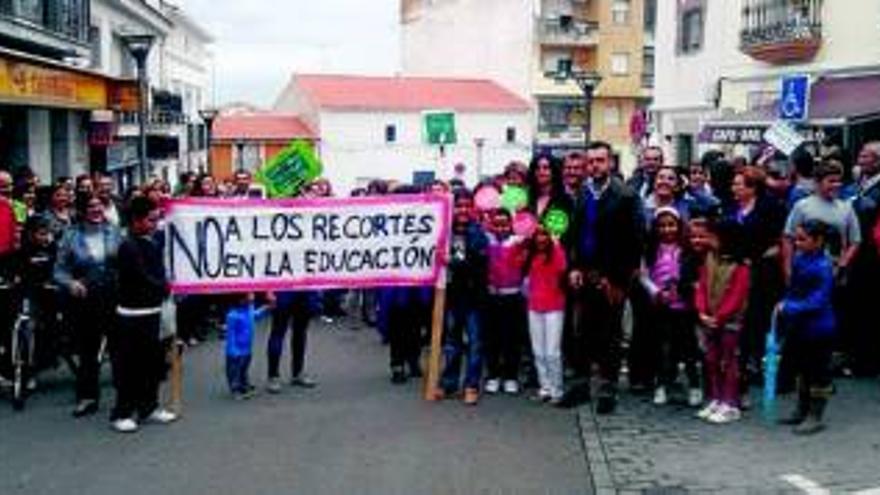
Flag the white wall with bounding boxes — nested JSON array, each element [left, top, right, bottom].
[[653, 0, 880, 161], [401, 0, 536, 103], [317, 110, 533, 194]]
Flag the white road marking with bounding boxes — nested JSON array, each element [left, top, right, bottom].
[[852, 489, 880, 495], [780, 474, 830, 495]]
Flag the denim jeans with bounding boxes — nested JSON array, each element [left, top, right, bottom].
[[267, 294, 311, 379], [226, 354, 252, 393], [440, 306, 482, 391]]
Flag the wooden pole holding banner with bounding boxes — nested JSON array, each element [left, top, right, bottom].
[[424, 266, 447, 401], [168, 339, 184, 415]]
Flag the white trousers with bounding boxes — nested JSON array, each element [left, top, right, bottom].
[[528, 310, 564, 399]]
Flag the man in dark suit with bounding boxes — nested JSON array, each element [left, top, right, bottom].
[[561, 141, 644, 414], [845, 142, 880, 375]]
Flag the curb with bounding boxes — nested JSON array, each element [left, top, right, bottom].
[[577, 406, 618, 495]]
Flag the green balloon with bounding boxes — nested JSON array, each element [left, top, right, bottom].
[[543, 208, 570, 238], [501, 186, 529, 212]]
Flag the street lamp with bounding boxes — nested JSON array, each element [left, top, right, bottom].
[[121, 33, 156, 185], [546, 68, 602, 147], [199, 108, 219, 174]]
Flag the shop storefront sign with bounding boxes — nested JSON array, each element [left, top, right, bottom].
[[700, 124, 825, 145], [0, 56, 108, 109]]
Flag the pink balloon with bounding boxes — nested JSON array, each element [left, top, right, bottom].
[[513, 211, 538, 237], [474, 187, 501, 211]]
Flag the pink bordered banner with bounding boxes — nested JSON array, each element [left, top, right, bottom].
[[164, 194, 451, 294]]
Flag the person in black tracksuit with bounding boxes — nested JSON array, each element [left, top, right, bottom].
[[110, 197, 176, 433]]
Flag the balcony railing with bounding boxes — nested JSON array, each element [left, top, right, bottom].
[[740, 0, 823, 64], [119, 111, 188, 127], [539, 16, 598, 47], [642, 73, 655, 89], [0, 0, 90, 44]]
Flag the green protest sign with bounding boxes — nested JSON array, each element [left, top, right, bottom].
[[424, 111, 457, 145], [255, 140, 323, 198]]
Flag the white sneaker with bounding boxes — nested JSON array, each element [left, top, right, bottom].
[[707, 404, 741, 424], [484, 378, 500, 394], [112, 418, 139, 433], [502, 380, 520, 395], [688, 388, 704, 408], [146, 408, 178, 425], [697, 400, 720, 420], [653, 386, 668, 405], [266, 377, 283, 394]]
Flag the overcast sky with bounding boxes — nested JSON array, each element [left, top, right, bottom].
[[184, 0, 401, 108]]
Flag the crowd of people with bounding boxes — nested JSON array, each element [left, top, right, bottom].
[[411, 140, 880, 437], [1, 138, 879, 437]]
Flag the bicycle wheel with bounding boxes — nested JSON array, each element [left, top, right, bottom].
[[11, 319, 28, 411]]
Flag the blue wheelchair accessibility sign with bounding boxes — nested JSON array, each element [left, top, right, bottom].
[[779, 75, 810, 121]]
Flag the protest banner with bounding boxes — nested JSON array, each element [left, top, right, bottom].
[[165, 195, 451, 294], [255, 140, 323, 198]]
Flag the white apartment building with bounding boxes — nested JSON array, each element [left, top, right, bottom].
[[89, 0, 213, 187], [401, 0, 655, 175], [653, 0, 880, 166], [160, 3, 214, 176], [274, 74, 533, 195]]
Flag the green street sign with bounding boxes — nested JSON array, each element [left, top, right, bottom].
[[255, 140, 323, 198], [424, 111, 457, 145]]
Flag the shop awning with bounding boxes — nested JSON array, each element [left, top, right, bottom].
[[810, 74, 880, 125], [0, 47, 139, 112], [700, 74, 880, 144]]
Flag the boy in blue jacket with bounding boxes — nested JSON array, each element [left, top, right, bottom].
[[436, 189, 489, 405], [226, 293, 269, 400], [777, 220, 836, 435]]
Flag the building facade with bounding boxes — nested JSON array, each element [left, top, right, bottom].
[[89, 0, 213, 188], [653, 0, 880, 167], [401, 0, 655, 174], [274, 74, 533, 194], [0, 0, 136, 183], [0, 0, 212, 187]]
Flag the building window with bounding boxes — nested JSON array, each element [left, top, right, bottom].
[[611, 53, 629, 76], [612, 0, 630, 25], [679, 3, 705, 54], [604, 103, 622, 126], [538, 97, 584, 133], [18, 0, 44, 25], [556, 57, 573, 75], [642, 47, 655, 88], [88, 25, 101, 69], [385, 124, 397, 143], [644, 0, 657, 32], [506, 127, 517, 143]]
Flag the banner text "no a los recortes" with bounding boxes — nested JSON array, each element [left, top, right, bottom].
[[165, 195, 451, 294]]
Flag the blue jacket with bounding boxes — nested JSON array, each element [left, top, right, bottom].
[[226, 302, 269, 357], [781, 252, 836, 338]]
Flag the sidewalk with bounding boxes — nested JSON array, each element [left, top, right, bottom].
[[578, 379, 880, 494]]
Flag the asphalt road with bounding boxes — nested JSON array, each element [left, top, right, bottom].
[[0, 317, 592, 495]]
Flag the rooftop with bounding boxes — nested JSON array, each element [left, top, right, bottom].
[[212, 114, 316, 141], [288, 74, 531, 112]]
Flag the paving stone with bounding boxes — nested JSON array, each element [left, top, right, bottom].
[[579, 379, 880, 493]]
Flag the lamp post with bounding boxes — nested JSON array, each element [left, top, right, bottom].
[[199, 108, 218, 175], [121, 33, 155, 185], [546, 68, 602, 147]]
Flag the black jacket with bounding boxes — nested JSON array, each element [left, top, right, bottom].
[[569, 177, 645, 288], [117, 232, 168, 310]]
